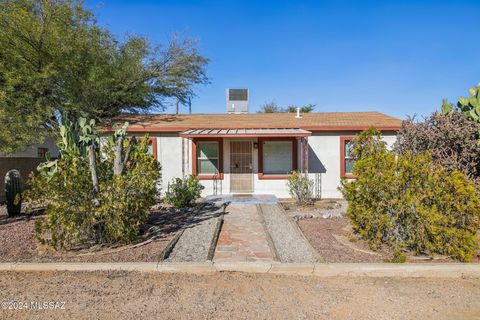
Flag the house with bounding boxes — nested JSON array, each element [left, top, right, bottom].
[[112, 111, 401, 199], [0, 137, 60, 202]]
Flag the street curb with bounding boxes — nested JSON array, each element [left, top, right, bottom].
[[0, 262, 479, 278]]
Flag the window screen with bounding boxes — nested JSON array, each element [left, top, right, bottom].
[[197, 142, 219, 174], [263, 141, 293, 174]]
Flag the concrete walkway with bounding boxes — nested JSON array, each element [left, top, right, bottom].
[[213, 204, 275, 262]]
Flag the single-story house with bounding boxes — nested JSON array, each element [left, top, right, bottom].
[[113, 111, 401, 198]]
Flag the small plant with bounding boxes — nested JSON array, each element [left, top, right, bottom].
[[164, 175, 204, 209], [347, 234, 357, 243], [286, 171, 314, 206], [4, 170, 22, 216], [392, 248, 407, 263]]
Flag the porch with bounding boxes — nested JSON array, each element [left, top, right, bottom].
[[180, 128, 311, 197], [203, 194, 279, 205]]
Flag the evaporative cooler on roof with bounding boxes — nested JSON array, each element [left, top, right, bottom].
[[226, 88, 249, 114]]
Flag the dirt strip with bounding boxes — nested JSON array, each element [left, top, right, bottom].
[[0, 271, 479, 320]]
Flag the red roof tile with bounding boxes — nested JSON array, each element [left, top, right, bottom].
[[109, 112, 401, 132]]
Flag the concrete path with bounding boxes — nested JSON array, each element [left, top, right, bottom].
[[213, 204, 275, 262]]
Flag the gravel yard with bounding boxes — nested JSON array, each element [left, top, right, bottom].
[[283, 200, 390, 263], [166, 204, 224, 262], [298, 217, 389, 263], [291, 200, 480, 263], [259, 204, 317, 263], [0, 205, 186, 262], [0, 271, 478, 320]]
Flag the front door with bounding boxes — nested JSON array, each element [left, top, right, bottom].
[[230, 141, 253, 193]]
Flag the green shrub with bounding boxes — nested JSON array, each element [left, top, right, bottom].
[[287, 171, 314, 206], [25, 135, 161, 249], [392, 248, 407, 263], [341, 128, 480, 261], [164, 175, 204, 209]]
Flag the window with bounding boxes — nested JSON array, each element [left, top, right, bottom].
[[193, 138, 223, 179], [258, 138, 297, 179], [137, 137, 157, 159], [197, 142, 219, 174], [37, 147, 48, 158], [146, 138, 157, 159], [340, 137, 355, 178]]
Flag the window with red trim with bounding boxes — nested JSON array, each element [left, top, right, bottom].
[[139, 137, 157, 160], [192, 138, 223, 180], [340, 137, 355, 178], [258, 137, 297, 179]]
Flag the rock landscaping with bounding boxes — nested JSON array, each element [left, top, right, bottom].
[[284, 200, 480, 263], [165, 204, 225, 262], [258, 204, 317, 263], [0, 204, 188, 262]]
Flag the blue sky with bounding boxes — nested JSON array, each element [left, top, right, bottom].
[[86, 0, 480, 119]]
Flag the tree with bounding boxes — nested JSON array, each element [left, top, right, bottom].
[[257, 101, 315, 113], [285, 104, 315, 113], [396, 112, 480, 187], [25, 118, 161, 248], [257, 101, 282, 113], [0, 0, 209, 154], [341, 128, 480, 261]]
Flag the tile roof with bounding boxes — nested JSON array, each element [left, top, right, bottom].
[[109, 111, 401, 132]]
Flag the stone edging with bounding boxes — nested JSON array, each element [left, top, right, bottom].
[[1, 262, 479, 278], [256, 204, 281, 262], [158, 228, 185, 261], [207, 213, 224, 261]]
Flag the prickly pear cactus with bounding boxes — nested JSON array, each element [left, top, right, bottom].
[[4, 170, 22, 216], [457, 84, 480, 122]]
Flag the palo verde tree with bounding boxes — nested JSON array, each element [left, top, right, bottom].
[[0, 0, 208, 154]]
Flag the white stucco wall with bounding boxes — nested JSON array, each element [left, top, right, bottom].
[[306, 131, 397, 198], [152, 131, 398, 199], [155, 133, 184, 195]]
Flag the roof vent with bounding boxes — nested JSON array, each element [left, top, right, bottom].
[[295, 107, 302, 119], [226, 88, 248, 114]]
